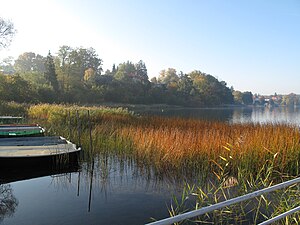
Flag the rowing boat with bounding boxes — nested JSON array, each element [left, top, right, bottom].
[[0, 124, 45, 137], [0, 136, 81, 167]]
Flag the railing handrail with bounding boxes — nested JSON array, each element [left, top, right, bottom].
[[258, 205, 300, 225], [146, 176, 300, 225]]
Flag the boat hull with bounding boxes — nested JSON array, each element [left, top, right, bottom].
[[0, 124, 45, 137], [0, 136, 81, 168], [0, 151, 80, 168]]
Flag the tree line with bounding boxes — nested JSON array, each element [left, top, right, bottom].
[[0, 46, 238, 106], [1, 17, 298, 108]]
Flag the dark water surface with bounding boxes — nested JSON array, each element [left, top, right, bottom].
[[1, 106, 300, 225], [1, 160, 175, 225]]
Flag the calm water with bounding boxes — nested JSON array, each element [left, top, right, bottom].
[[131, 105, 300, 124], [1, 106, 300, 225]]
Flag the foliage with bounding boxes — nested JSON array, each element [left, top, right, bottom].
[[0, 17, 16, 49], [242, 91, 253, 105], [282, 93, 300, 107], [0, 57, 15, 74], [2, 47, 235, 106], [0, 101, 28, 116], [0, 74, 36, 103], [44, 51, 59, 92], [14, 52, 45, 73]]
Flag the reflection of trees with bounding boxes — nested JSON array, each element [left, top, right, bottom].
[[0, 184, 18, 222]]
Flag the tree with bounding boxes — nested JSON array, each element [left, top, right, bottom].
[[150, 77, 158, 84], [135, 60, 151, 95], [0, 184, 18, 222], [1, 74, 35, 102], [114, 61, 136, 81], [135, 60, 149, 84], [189, 70, 233, 105], [158, 68, 179, 85], [0, 57, 15, 74], [44, 51, 59, 92], [282, 93, 298, 107], [14, 52, 45, 73], [0, 18, 16, 49], [242, 92, 253, 105], [56, 46, 103, 94], [177, 72, 193, 99], [233, 90, 243, 104]]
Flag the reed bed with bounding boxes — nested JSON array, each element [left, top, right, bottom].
[[28, 104, 300, 179], [28, 103, 133, 124], [110, 116, 300, 179], [28, 104, 300, 224], [0, 101, 28, 116]]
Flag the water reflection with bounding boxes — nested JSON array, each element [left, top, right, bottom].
[[0, 166, 80, 185], [0, 184, 18, 222], [0, 155, 180, 225]]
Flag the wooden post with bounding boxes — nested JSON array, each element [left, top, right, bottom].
[[88, 165, 94, 212], [76, 110, 81, 147], [68, 110, 72, 140], [87, 110, 93, 152], [77, 171, 81, 197], [87, 109, 94, 212]]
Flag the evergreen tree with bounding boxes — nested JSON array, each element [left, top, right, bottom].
[[44, 51, 59, 92]]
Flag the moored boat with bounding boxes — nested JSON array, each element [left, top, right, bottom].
[[0, 136, 81, 168], [0, 116, 23, 124], [0, 124, 45, 137]]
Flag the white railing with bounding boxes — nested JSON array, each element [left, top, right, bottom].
[[146, 177, 300, 225]]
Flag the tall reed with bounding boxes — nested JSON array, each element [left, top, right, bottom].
[[28, 104, 300, 181], [27, 104, 300, 224]]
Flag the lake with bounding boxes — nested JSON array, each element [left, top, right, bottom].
[[1, 106, 300, 225]]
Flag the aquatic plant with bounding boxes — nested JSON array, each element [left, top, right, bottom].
[[26, 104, 300, 224], [28, 104, 300, 180], [0, 101, 28, 116], [166, 151, 300, 224]]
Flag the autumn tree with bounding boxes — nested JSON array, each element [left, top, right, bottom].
[[158, 68, 179, 85], [56, 46, 102, 93]]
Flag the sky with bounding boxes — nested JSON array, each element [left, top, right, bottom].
[[0, 0, 299, 95]]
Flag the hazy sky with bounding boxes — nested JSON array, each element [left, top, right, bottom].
[[0, 0, 299, 95]]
